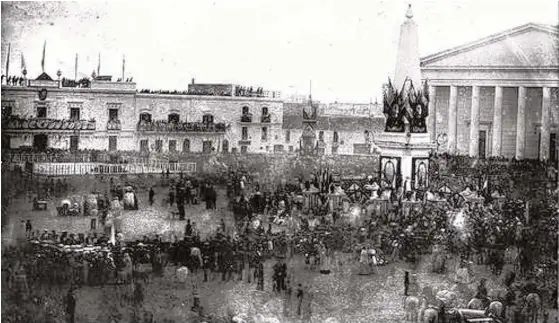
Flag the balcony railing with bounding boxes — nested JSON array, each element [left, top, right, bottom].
[[240, 114, 253, 123], [2, 116, 96, 131], [136, 120, 228, 133], [107, 119, 122, 130], [261, 114, 271, 123]]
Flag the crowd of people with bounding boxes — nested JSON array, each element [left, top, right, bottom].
[[2, 152, 558, 323]]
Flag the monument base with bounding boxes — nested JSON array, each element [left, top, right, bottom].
[[375, 132, 434, 189]]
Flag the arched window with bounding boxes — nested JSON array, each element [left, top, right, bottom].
[[202, 114, 214, 124], [183, 139, 190, 153], [364, 130, 370, 142], [261, 107, 270, 122], [222, 139, 229, 153], [418, 162, 427, 188], [168, 113, 180, 123], [241, 106, 252, 122], [139, 113, 152, 122], [318, 131, 324, 142], [384, 160, 395, 183], [333, 131, 339, 143]]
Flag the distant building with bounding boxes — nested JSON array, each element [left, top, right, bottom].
[[1, 75, 283, 155], [282, 102, 384, 155], [422, 23, 558, 162], [2, 74, 380, 157]]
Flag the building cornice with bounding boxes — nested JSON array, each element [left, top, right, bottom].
[[135, 93, 283, 102], [424, 78, 559, 87], [1, 85, 136, 95], [422, 66, 559, 72], [1, 86, 284, 102]]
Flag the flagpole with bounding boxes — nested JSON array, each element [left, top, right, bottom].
[[122, 55, 125, 81], [97, 53, 101, 77], [41, 41, 46, 73], [6, 43, 11, 77], [75, 53, 78, 81]]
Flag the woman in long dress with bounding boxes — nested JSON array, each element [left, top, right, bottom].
[[358, 246, 372, 275], [369, 247, 378, 275]]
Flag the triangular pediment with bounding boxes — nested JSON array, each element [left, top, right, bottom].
[[35, 72, 53, 81], [421, 23, 559, 68]]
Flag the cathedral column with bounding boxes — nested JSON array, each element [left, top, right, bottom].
[[428, 85, 437, 142], [516, 86, 526, 160], [469, 85, 480, 157], [540, 86, 551, 161], [492, 86, 503, 157], [447, 85, 458, 154]]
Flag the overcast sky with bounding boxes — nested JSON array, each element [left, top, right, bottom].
[[1, 0, 557, 103]]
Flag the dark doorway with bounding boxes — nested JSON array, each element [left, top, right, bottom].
[[551, 133, 557, 163], [2, 135, 11, 149], [202, 141, 213, 153], [33, 134, 48, 151], [222, 139, 229, 153], [70, 136, 79, 152], [478, 130, 486, 159]]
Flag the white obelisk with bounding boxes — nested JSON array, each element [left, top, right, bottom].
[[376, 4, 433, 190], [393, 4, 422, 97]]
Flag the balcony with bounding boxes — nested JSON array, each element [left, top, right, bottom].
[[260, 114, 271, 123], [240, 114, 253, 123], [136, 120, 228, 133], [107, 119, 122, 131], [2, 116, 96, 131]]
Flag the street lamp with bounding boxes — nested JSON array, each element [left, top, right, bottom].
[[57, 69, 62, 88]]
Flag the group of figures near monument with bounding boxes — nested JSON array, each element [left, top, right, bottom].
[[383, 78, 430, 133]]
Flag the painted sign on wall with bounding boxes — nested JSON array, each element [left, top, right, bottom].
[[4, 118, 96, 131]]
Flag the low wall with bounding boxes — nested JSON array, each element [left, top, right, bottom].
[[32, 162, 197, 176], [26, 153, 381, 181]]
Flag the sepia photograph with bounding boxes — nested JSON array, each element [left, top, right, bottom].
[[1, 1, 558, 322]]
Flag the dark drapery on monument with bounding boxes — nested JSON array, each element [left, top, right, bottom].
[[383, 78, 429, 133]]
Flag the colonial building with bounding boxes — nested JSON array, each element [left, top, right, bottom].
[[282, 102, 384, 155], [1, 75, 284, 155], [421, 23, 559, 162]]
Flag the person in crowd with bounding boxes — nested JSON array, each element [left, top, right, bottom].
[[169, 188, 175, 207], [404, 271, 410, 296], [66, 287, 77, 323], [185, 219, 193, 237], [149, 187, 155, 206], [296, 283, 304, 317], [25, 220, 32, 237]]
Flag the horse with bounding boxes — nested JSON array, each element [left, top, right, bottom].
[[485, 300, 504, 320], [422, 307, 438, 323], [467, 298, 485, 310], [403, 295, 420, 322], [524, 293, 541, 323]]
